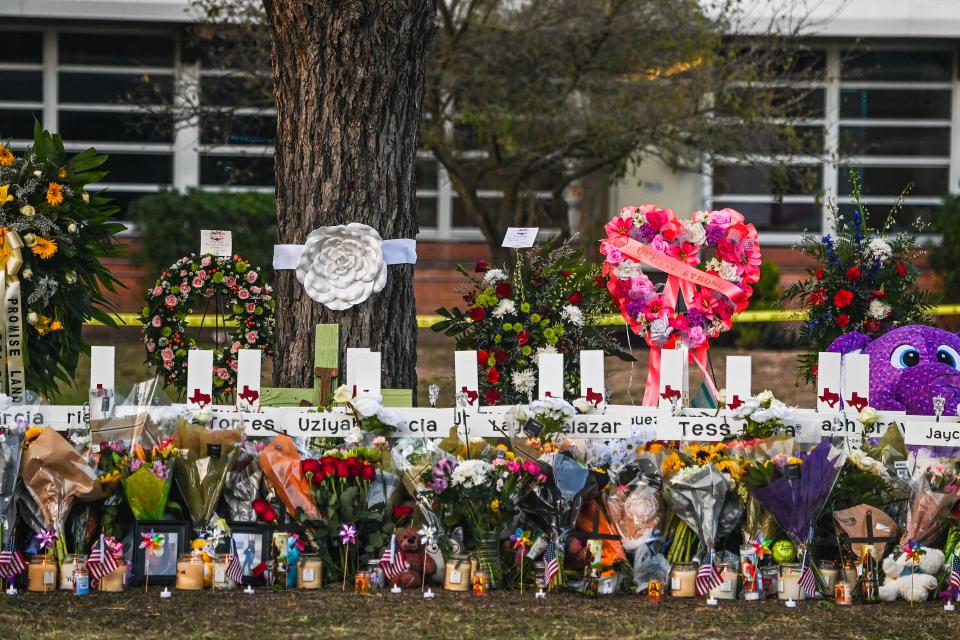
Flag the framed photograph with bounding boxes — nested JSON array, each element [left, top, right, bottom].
[[132, 520, 189, 585], [229, 524, 271, 585]]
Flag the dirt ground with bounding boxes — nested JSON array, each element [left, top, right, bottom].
[[2, 589, 957, 640]]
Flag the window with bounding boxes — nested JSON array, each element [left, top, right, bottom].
[[200, 153, 274, 186], [0, 31, 43, 145], [58, 34, 175, 67], [709, 46, 955, 239]]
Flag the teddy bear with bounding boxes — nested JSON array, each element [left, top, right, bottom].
[[387, 527, 437, 589], [828, 325, 960, 416], [878, 546, 945, 602]]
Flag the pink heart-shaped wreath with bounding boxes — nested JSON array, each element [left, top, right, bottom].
[[600, 204, 762, 404]]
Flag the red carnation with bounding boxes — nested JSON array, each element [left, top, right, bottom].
[[896, 263, 906, 277], [469, 306, 486, 321], [815, 267, 824, 280], [360, 462, 376, 481], [517, 330, 530, 346], [845, 266, 862, 282], [495, 282, 512, 298], [833, 289, 854, 308], [484, 389, 501, 405], [809, 289, 827, 306], [475, 260, 490, 273], [872, 289, 886, 298], [835, 314, 850, 328], [567, 291, 583, 305], [487, 368, 500, 384], [301, 458, 321, 476], [252, 498, 277, 523], [477, 349, 490, 365], [493, 348, 508, 364], [392, 504, 414, 521]]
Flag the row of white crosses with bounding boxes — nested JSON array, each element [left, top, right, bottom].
[[2, 345, 957, 447]]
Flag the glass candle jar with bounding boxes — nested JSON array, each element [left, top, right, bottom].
[[297, 554, 323, 589], [27, 555, 58, 593], [760, 565, 780, 599], [59, 554, 85, 590], [176, 554, 205, 591], [739, 545, 760, 600], [73, 563, 90, 596], [709, 563, 739, 600], [354, 571, 370, 594], [367, 559, 384, 592], [669, 562, 697, 597], [472, 571, 489, 596], [648, 579, 663, 603], [98, 565, 127, 592], [778, 563, 804, 601], [444, 554, 472, 592], [212, 554, 236, 591], [818, 560, 837, 596]]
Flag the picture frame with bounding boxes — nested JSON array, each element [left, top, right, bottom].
[[132, 520, 189, 585], [228, 523, 272, 586]]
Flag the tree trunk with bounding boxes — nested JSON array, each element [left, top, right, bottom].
[[263, 0, 436, 394]]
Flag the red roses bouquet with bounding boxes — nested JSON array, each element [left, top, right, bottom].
[[784, 171, 933, 383]]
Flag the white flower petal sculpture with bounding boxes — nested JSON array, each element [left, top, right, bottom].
[[295, 223, 388, 310]]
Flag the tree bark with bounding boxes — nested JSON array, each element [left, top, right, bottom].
[[263, 0, 436, 394]]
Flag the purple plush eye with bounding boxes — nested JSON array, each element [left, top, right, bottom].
[[891, 344, 920, 369], [936, 345, 960, 370]]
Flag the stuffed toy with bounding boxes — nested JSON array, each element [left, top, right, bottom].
[[828, 325, 960, 415], [386, 527, 437, 589], [878, 546, 945, 602]]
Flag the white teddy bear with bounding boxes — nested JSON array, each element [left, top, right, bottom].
[[878, 546, 945, 602]]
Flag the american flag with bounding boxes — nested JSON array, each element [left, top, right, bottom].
[[543, 541, 559, 586], [949, 554, 960, 592], [0, 536, 26, 580], [696, 549, 723, 596], [87, 536, 121, 585], [799, 555, 818, 598], [379, 534, 408, 581], [226, 541, 244, 584]]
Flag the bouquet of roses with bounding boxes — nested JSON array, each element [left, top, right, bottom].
[[900, 460, 959, 546], [122, 438, 177, 521]]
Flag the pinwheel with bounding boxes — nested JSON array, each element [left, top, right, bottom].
[[139, 530, 166, 592], [30, 528, 57, 553], [510, 528, 533, 594], [339, 523, 358, 591], [900, 539, 927, 606], [417, 525, 439, 592], [752, 536, 772, 562]]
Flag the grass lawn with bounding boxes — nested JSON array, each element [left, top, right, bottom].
[[62, 328, 812, 407], [1, 589, 955, 640]]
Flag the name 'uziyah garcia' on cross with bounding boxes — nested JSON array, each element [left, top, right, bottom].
[[1, 345, 957, 447]]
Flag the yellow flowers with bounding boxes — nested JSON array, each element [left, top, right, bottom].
[[57, 167, 67, 179], [662, 452, 685, 477], [0, 146, 13, 166], [32, 236, 57, 259], [715, 459, 745, 482], [46, 181, 64, 206], [0, 184, 12, 206], [490, 499, 500, 513], [787, 456, 803, 466], [33, 314, 64, 335], [24, 425, 44, 446], [644, 442, 664, 454]]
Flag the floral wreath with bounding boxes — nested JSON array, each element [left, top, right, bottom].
[[600, 205, 761, 349], [140, 253, 275, 399]]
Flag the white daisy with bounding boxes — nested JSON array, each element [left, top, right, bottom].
[[561, 304, 585, 327], [483, 269, 508, 284], [511, 369, 536, 394], [492, 298, 516, 318], [868, 299, 891, 319]]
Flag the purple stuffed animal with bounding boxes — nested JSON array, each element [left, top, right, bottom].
[[828, 325, 960, 416]]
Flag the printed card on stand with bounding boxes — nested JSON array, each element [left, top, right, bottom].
[[816, 351, 842, 412], [842, 353, 870, 413], [200, 229, 233, 257], [353, 350, 381, 397], [501, 227, 539, 248], [186, 349, 214, 409], [236, 349, 262, 411], [454, 351, 480, 406], [89, 346, 115, 420], [724, 356, 752, 410], [579, 350, 605, 408], [538, 353, 564, 399], [658, 347, 688, 410]]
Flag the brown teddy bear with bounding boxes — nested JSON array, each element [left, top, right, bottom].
[[388, 527, 437, 589]]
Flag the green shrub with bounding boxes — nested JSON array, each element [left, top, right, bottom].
[[128, 189, 276, 279], [720, 260, 794, 349], [928, 194, 960, 303]]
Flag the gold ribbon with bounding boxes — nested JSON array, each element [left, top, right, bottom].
[[0, 229, 26, 402]]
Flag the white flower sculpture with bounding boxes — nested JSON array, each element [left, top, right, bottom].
[[295, 223, 388, 310]]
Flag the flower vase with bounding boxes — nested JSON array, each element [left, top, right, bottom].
[[475, 532, 502, 589]]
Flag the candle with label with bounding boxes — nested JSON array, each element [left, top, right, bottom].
[[176, 554, 205, 591], [27, 556, 58, 593], [670, 563, 697, 597], [212, 554, 235, 590], [778, 563, 804, 601], [709, 563, 739, 600], [59, 554, 85, 590], [297, 554, 323, 589], [98, 566, 127, 592], [443, 555, 472, 591]]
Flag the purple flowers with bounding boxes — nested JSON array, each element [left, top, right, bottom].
[[129, 458, 144, 473], [150, 460, 168, 480], [705, 223, 724, 245], [629, 223, 657, 243], [685, 307, 707, 328]]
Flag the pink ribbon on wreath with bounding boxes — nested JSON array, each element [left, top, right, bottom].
[[607, 236, 749, 406]]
